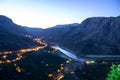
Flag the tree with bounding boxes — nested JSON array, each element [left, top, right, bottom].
[[106, 64, 120, 80]]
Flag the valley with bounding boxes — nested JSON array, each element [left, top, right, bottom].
[[0, 15, 120, 80], [0, 34, 119, 80]]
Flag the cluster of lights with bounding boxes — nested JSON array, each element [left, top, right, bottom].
[[0, 35, 48, 64], [33, 38, 47, 46], [25, 35, 48, 46], [48, 73, 53, 77], [0, 53, 22, 64], [57, 74, 64, 80], [16, 66, 22, 73], [0, 35, 49, 75], [60, 64, 64, 70], [48, 58, 74, 80], [50, 46, 58, 51], [85, 60, 95, 64], [47, 58, 75, 80], [57, 64, 65, 73], [48, 63, 65, 80], [48, 64, 65, 79], [19, 46, 47, 53], [85, 60, 109, 65], [48, 73, 64, 80], [0, 34, 74, 78], [0, 35, 48, 74], [14, 63, 22, 73], [0, 51, 12, 55], [0, 45, 46, 65], [66, 58, 72, 63]]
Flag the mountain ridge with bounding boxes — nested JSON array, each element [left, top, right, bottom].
[[30, 16, 120, 55], [0, 15, 40, 51], [1, 15, 120, 55]]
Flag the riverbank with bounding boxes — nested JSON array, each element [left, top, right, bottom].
[[55, 46, 78, 59], [54, 45, 87, 62]]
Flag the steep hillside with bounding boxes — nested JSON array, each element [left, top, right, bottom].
[[24, 27, 42, 37], [0, 15, 28, 36], [67, 16, 120, 55], [37, 16, 120, 55], [38, 23, 80, 41], [0, 15, 40, 51]]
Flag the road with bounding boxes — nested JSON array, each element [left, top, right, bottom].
[[0, 35, 48, 64]]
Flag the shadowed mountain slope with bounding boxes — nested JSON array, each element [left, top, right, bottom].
[[0, 15, 40, 51], [33, 16, 120, 55]]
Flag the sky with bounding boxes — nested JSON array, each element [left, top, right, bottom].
[[0, 0, 120, 28]]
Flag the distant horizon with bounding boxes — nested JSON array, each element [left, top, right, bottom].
[[0, 0, 120, 28], [0, 14, 120, 29]]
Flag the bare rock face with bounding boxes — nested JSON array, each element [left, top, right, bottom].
[[71, 16, 120, 55], [78, 17, 120, 44]]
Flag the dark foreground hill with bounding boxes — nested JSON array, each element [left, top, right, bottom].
[[30, 16, 120, 55], [0, 15, 40, 51]]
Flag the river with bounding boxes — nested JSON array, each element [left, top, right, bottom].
[[55, 46, 86, 62]]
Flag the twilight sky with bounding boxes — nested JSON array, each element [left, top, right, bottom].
[[0, 0, 120, 28]]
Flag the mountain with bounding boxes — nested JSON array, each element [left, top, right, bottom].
[[67, 16, 120, 55], [24, 26, 42, 37], [0, 15, 40, 51], [38, 23, 80, 41], [36, 16, 120, 55], [1, 15, 119, 55], [0, 15, 28, 36]]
